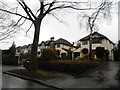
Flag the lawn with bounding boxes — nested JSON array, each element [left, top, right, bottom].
[[8, 69, 63, 80]]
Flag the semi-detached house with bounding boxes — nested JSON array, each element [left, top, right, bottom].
[[16, 37, 76, 60], [74, 32, 115, 60]]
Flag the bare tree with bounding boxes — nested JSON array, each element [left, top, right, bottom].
[[0, 3, 20, 41], [0, 0, 112, 70], [79, 0, 112, 60]]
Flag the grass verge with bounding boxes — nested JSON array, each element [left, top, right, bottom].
[[8, 69, 63, 80]]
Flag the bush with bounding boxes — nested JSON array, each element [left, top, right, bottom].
[[81, 48, 88, 54], [2, 43, 18, 65], [75, 54, 89, 60], [96, 47, 105, 59], [2, 54, 18, 65], [20, 53, 31, 60], [19, 59, 27, 65], [40, 49, 57, 62], [38, 60, 100, 74]]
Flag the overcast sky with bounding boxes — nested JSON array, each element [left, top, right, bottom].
[[0, 0, 119, 49]]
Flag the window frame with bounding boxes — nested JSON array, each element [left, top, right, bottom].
[[82, 41, 88, 45], [92, 38, 101, 44]]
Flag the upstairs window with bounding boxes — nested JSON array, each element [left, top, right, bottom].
[[82, 41, 88, 45], [92, 38, 101, 44]]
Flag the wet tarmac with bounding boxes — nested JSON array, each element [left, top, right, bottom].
[[45, 61, 120, 88], [2, 61, 120, 88], [2, 65, 49, 88]]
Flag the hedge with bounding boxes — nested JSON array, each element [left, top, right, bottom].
[[38, 60, 100, 74]]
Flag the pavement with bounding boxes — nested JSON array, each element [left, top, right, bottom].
[[2, 65, 63, 89], [2, 61, 120, 89], [3, 73, 49, 88]]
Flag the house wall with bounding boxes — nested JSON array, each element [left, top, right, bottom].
[[55, 44, 76, 57], [75, 39, 114, 60], [101, 39, 114, 60], [21, 49, 28, 54], [80, 40, 102, 50], [55, 44, 69, 54]]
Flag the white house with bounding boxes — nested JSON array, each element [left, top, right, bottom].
[[74, 32, 115, 60]]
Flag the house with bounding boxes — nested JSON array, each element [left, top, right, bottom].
[[16, 37, 76, 59], [39, 37, 77, 59], [16, 45, 28, 54], [27, 44, 32, 55], [55, 38, 76, 59], [74, 32, 115, 60]]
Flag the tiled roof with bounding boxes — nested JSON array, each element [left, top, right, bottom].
[[54, 38, 73, 46], [39, 38, 73, 46], [79, 32, 115, 45]]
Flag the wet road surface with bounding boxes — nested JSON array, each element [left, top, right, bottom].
[[2, 65, 49, 88], [0, 65, 2, 89], [2, 74, 49, 88], [2, 61, 120, 88], [45, 61, 120, 88]]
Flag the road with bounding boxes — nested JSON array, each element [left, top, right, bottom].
[[2, 65, 50, 88], [0, 65, 2, 89], [45, 61, 120, 88], [2, 61, 120, 88]]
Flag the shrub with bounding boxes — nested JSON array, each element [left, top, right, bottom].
[[96, 47, 105, 59], [2, 43, 18, 65], [19, 59, 27, 65], [20, 53, 31, 60], [104, 50, 109, 60], [2, 54, 18, 65], [40, 49, 57, 62], [38, 60, 100, 74], [75, 54, 89, 60], [81, 48, 88, 54]]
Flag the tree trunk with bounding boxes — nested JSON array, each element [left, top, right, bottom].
[[89, 32, 92, 60], [28, 18, 42, 71]]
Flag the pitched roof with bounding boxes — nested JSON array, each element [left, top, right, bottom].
[[54, 38, 73, 46], [21, 45, 28, 49], [79, 32, 115, 45], [39, 40, 51, 46], [39, 38, 73, 46]]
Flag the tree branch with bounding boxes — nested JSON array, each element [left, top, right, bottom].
[[17, 0, 35, 22], [49, 5, 96, 13], [22, 1, 36, 19], [0, 8, 30, 20], [13, 17, 22, 26], [26, 23, 33, 34], [49, 13, 63, 23]]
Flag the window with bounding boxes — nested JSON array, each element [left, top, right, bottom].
[[82, 41, 88, 45], [57, 44, 60, 48], [92, 38, 101, 44]]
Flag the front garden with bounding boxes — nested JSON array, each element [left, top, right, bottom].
[[38, 60, 101, 74], [8, 69, 62, 80], [4, 48, 108, 80], [37, 49, 101, 74]]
